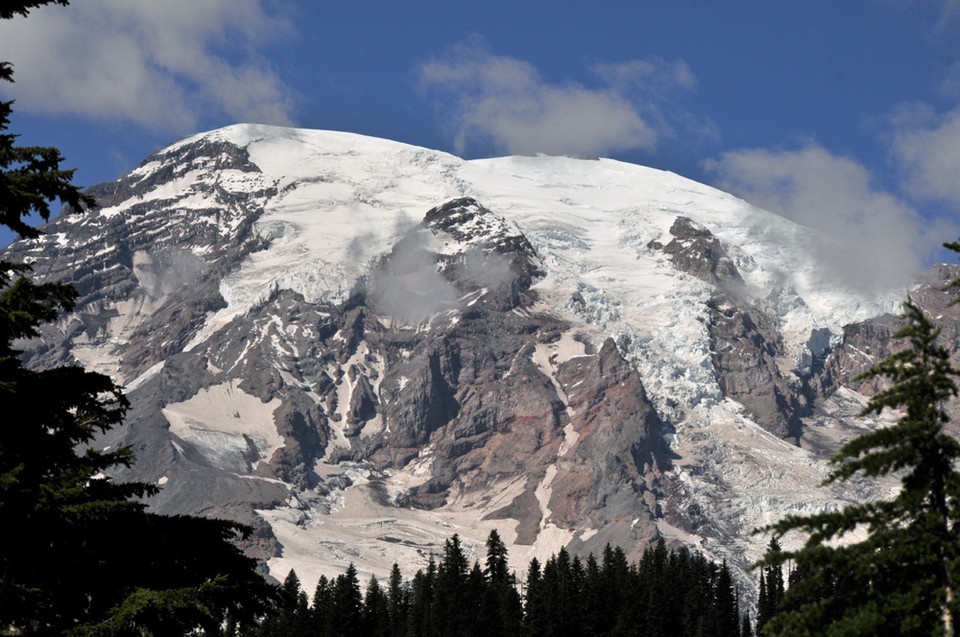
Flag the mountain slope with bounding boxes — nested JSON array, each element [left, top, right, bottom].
[[6, 123, 959, 595]]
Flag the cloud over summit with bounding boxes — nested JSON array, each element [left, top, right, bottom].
[[417, 41, 703, 158], [706, 143, 950, 290], [0, 0, 294, 132]]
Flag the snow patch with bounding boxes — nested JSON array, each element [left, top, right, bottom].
[[125, 361, 165, 393], [162, 380, 283, 473], [258, 465, 538, 593]]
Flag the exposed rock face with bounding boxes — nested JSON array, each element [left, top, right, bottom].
[[707, 296, 807, 440], [8, 136, 274, 381], [653, 216, 744, 287], [422, 197, 543, 286], [553, 338, 667, 555], [813, 316, 899, 398]]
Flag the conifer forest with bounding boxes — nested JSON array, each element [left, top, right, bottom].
[[252, 531, 752, 637]]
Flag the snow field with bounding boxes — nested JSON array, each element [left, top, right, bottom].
[[162, 380, 283, 473]]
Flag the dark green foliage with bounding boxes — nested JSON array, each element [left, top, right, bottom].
[[681, 552, 717, 637], [248, 532, 746, 637], [0, 32, 93, 239], [638, 538, 671, 636], [333, 563, 364, 637], [387, 563, 409, 637], [756, 295, 960, 635], [523, 558, 546, 637], [0, 263, 281, 635], [537, 547, 582, 637], [579, 554, 605, 635], [0, 1, 71, 20], [597, 545, 630, 635], [363, 576, 391, 637], [713, 561, 739, 637], [1, 4, 279, 632], [754, 539, 784, 634], [486, 529, 510, 584], [431, 533, 478, 636], [257, 571, 310, 637], [311, 575, 334, 637], [484, 530, 523, 637], [407, 556, 437, 637]]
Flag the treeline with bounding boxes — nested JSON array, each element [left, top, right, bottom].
[[243, 530, 753, 637]]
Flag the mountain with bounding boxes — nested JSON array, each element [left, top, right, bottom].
[[6, 123, 960, 595]]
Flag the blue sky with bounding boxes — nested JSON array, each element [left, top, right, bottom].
[[2, 1, 959, 274]]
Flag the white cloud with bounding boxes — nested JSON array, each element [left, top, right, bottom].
[[705, 143, 951, 289], [417, 42, 702, 157], [592, 58, 698, 93], [887, 103, 960, 209], [0, 0, 294, 132]]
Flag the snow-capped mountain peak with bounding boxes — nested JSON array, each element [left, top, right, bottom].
[[6, 124, 955, 599]]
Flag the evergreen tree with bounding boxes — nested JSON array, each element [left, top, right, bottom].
[[580, 554, 606, 636], [599, 543, 630, 635], [664, 548, 691, 636], [545, 547, 581, 637], [362, 575, 391, 637], [407, 557, 437, 637], [754, 538, 784, 634], [486, 529, 510, 584], [466, 561, 488, 637], [757, 295, 960, 635], [333, 564, 364, 637], [261, 570, 310, 637], [713, 561, 739, 637], [0, 5, 94, 242], [681, 551, 716, 637], [0, 1, 69, 21], [386, 563, 408, 637], [483, 530, 522, 637], [311, 575, 334, 637], [640, 537, 671, 637], [236, 533, 752, 637], [523, 558, 547, 637], [434, 534, 475, 636], [281, 569, 303, 606], [755, 571, 768, 633], [0, 3, 278, 633]]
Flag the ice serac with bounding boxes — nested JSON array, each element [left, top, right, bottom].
[[8, 123, 960, 596], [651, 217, 807, 439]]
